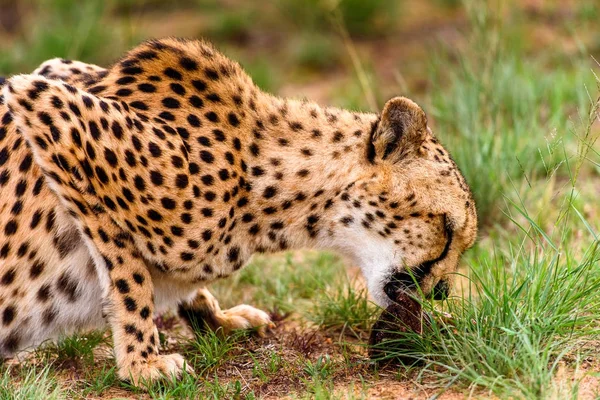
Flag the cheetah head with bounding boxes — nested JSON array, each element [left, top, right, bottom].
[[331, 97, 477, 307]]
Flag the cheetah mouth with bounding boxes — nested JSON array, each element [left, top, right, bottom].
[[383, 267, 431, 299], [383, 225, 454, 302], [384, 271, 449, 301]]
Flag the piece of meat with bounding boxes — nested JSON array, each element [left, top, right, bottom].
[[368, 292, 430, 364]]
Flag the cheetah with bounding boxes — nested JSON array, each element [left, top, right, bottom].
[[0, 38, 477, 384]]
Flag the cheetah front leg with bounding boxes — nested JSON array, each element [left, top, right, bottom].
[[179, 288, 274, 337], [89, 218, 194, 383]]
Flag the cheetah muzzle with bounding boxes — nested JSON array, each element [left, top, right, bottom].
[[0, 38, 477, 385]]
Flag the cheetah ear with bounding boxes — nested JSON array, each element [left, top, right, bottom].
[[370, 97, 427, 163]]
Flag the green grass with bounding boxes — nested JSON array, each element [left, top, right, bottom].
[[80, 365, 119, 397], [426, 1, 595, 224], [212, 251, 344, 314], [120, 369, 256, 399], [1, 0, 600, 398], [34, 331, 107, 369], [378, 207, 600, 397], [182, 328, 248, 375], [0, 366, 66, 400], [307, 282, 378, 339]]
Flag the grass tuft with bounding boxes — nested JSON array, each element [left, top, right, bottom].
[[0, 366, 65, 400], [35, 331, 107, 369], [182, 328, 249, 375], [307, 282, 378, 339]]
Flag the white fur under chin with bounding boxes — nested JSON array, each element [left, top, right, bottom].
[[326, 226, 400, 308]]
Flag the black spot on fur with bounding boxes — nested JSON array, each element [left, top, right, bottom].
[[2, 306, 15, 326], [56, 272, 79, 302]]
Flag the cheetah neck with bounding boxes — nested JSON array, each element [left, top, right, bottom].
[[237, 94, 379, 254]]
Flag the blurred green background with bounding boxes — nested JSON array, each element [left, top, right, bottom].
[[1, 0, 597, 110]]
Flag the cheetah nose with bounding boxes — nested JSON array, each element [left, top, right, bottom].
[[432, 279, 449, 300]]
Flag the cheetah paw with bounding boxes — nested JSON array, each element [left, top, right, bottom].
[[222, 305, 275, 336], [120, 353, 194, 385]]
